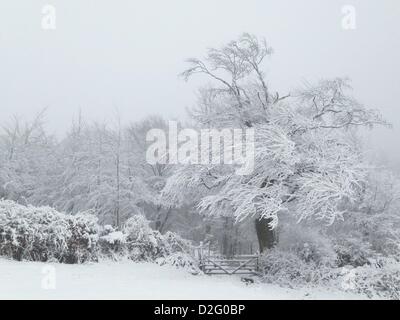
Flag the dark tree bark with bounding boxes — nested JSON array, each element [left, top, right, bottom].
[[221, 217, 235, 258], [158, 208, 171, 233], [154, 207, 172, 233], [255, 216, 276, 253]]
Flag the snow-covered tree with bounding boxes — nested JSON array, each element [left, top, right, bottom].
[[41, 117, 152, 227], [125, 116, 173, 232], [0, 110, 57, 204], [163, 33, 388, 252]]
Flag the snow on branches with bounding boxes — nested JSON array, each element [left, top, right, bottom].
[[164, 34, 387, 229]]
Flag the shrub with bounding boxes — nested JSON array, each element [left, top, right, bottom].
[[123, 216, 196, 264], [156, 252, 201, 274], [340, 259, 400, 299], [276, 222, 337, 266], [257, 221, 341, 287], [98, 225, 127, 260], [333, 237, 372, 268], [260, 249, 336, 287], [58, 213, 99, 263], [163, 231, 192, 254], [0, 200, 196, 266], [124, 214, 170, 261], [0, 200, 99, 263]]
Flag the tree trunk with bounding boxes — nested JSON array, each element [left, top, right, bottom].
[[222, 217, 234, 258], [158, 208, 172, 233], [255, 216, 276, 253]]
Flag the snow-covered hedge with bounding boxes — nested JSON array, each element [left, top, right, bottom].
[[98, 225, 127, 260], [0, 200, 195, 266], [0, 200, 99, 263], [340, 258, 400, 299]]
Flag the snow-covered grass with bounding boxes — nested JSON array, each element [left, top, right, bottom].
[[0, 258, 363, 300]]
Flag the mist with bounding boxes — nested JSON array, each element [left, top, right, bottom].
[[0, 0, 399, 167]]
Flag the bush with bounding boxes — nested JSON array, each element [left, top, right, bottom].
[[0, 200, 196, 266], [163, 231, 192, 254], [155, 232, 198, 273], [98, 225, 127, 260], [123, 215, 197, 264], [156, 252, 201, 274], [333, 237, 372, 268], [258, 221, 340, 287], [260, 249, 336, 287], [340, 259, 400, 299], [124, 214, 171, 261], [275, 222, 337, 266], [59, 213, 99, 263], [0, 200, 99, 263]]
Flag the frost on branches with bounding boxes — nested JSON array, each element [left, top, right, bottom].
[[0, 200, 99, 263], [0, 200, 196, 269], [163, 34, 388, 251]]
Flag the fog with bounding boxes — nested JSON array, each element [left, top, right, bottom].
[[0, 0, 399, 168]]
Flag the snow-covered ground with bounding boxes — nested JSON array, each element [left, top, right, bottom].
[[0, 258, 363, 300]]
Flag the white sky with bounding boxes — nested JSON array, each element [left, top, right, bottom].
[[0, 0, 399, 167]]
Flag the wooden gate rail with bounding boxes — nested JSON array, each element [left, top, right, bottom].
[[191, 241, 260, 276], [200, 255, 260, 275]]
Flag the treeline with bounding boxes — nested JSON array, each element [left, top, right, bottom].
[[0, 111, 252, 253]]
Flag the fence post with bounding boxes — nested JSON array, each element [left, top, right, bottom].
[[199, 241, 204, 271]]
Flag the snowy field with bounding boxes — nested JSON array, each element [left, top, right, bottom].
[[0, 258, 363, 300]]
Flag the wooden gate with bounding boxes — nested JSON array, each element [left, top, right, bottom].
[[193, 242, 260, 275], [200, 255, 259, 275]]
